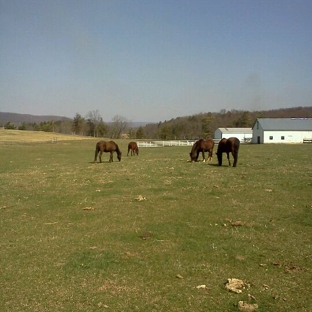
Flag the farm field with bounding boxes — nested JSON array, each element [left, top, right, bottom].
[[0, 129, 94, 144], [0, 133, 311, 311]]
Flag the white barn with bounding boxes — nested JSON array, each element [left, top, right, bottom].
[[252, 118, 312, 144], [214, 128, 253, 143]]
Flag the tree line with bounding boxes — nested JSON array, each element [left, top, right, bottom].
[[2, 106, 312, 140], [141, 106, 312, 140], [2, 110, 144, 139]]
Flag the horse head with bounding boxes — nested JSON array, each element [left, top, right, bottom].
[[189, 151, 197, 162], [117, 152, 122, 162], [216, 151, 223, 166]]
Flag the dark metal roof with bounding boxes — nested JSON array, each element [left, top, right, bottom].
[[254, 118, 312, 131]]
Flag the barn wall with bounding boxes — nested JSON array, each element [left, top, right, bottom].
[[252, 118, 312, 143], [260, 131, 312, 143], [214, 129, 222, 140], [214, 129, 252, 142], [220, 133, 252, 142]]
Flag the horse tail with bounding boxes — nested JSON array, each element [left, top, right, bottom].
[[233, 138, 240, 153], [232, 138, 240, 167]]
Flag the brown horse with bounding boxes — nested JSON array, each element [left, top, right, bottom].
[[127, 141, 139, 156], [94, 140, 122, 163], [189, 139, 215, 162], [216, 137, 240, 167]]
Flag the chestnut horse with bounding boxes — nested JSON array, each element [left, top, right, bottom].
[[94, 140, 122, 163], [127, 141, 139, 156], [216, 137, 240, 167], [189, 139, 215, 162]]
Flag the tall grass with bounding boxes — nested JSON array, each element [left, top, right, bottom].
[[0, 138, 311, 311]]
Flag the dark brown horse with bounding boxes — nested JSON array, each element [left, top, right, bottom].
[[94, 141, 122, 163], [189, 139, 215, 162], [127, 141, 139, 156], [216, 137, 240, 167]]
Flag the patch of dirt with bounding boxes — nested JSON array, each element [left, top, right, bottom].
[[225, 278, 245, 293], [136, 195, 146, 201]]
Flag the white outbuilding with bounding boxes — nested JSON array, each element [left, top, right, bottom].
[[252, 118, 312, 144], [214, 128, 253, 143]]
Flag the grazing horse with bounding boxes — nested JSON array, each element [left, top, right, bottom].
[[127, 141, 139, 156], [216, 137, 240, 167], [189, 139, 215, 162], [94, 140, 122, 163]]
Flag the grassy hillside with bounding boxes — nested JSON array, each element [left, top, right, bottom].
[[0, 129, 94, 143], [0, 136, 311, 311]]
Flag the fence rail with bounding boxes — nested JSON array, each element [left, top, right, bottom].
[[137, 138, 252, 147], [137, 140, 196, 148], [303, 138, 312, 143]]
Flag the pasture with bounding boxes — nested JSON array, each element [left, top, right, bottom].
[[0, 133, 311, 311]]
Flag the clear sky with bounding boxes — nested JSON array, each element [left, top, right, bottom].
[[1, 0, 311, 122]]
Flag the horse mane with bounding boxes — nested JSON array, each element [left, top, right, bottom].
[[115, 144, 122, 156], [190, 142, 198, 154]]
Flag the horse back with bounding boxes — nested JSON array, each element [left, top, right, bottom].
[[227, 137, 240, 153], [205, 138, 214, 149], [128, 141, 137, 149], [108, 140, 119, 151], [96, 140, 119, 152], [96, 141, 106, 151]]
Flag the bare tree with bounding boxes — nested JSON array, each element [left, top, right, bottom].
[[85, 110, 104, 137], [109, 115, 129, 139]]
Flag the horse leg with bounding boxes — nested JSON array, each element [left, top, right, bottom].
[[208, 150, 213, 161], [233, 152, 238, 167], [227, 152, 231, 166], [195, 150, 200, 162], [127, 148, 130, 156], [99, 151, 103, 163], [202, 151, 206, 162], [109, 151, 113, 162], [94, 150, 98, 163]]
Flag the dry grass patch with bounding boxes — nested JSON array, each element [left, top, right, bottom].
[[0, 128, 94, 143]]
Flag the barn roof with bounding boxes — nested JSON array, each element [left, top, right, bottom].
[[216, 128, 252, 134], [254, 118, 312, 131]]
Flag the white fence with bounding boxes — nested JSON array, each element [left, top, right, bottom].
[[137, 140, 196, 148], [137, 138, 252, 148]]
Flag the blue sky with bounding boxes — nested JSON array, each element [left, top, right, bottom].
[[1, 0, 311, 122]]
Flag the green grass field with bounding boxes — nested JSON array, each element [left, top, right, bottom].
[[0, 135, 311, 311]]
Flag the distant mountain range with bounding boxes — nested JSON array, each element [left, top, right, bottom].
[[0, 112, 149, 127], [2, 107, 312, 128], [0, 112, 71, 125]]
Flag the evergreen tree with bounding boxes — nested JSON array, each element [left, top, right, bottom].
[[72, 113, 85, 135], [136, 126, 144, 139]]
